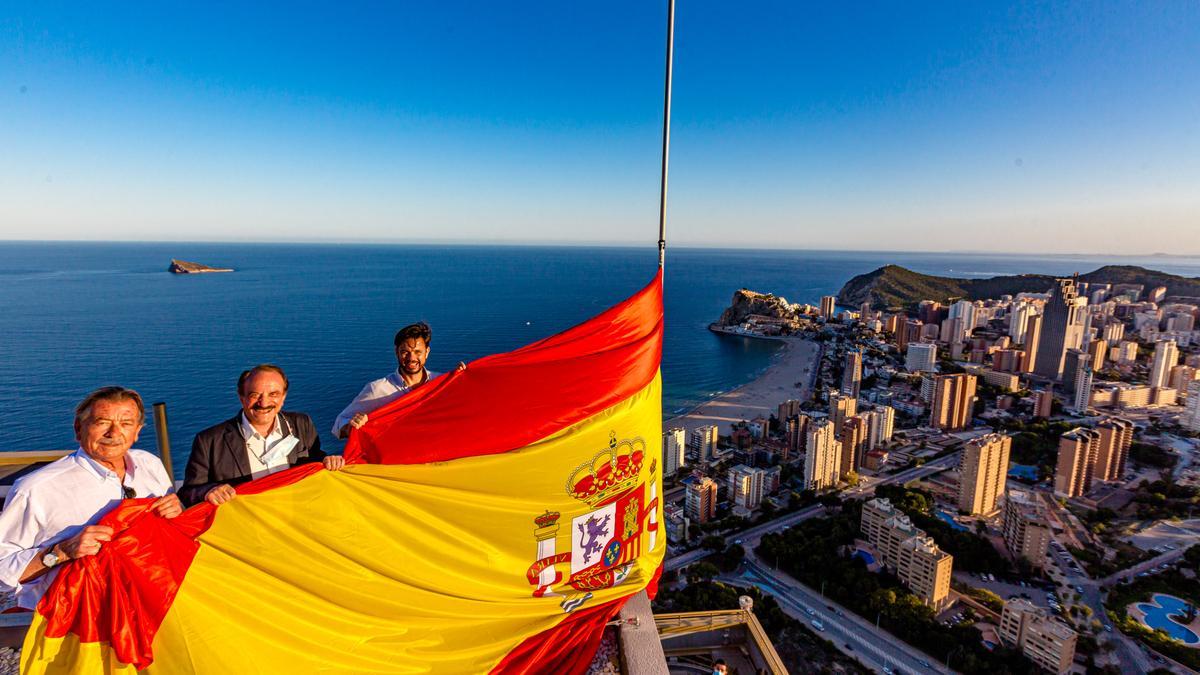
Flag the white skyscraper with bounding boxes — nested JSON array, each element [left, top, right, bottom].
[[1150, 340, 1180, 390], [1183, 381, 1200, 432], [662, 427, 686, 477], [906, 343, 938, 373], [1009, 302, 1036, 344], [865, 406, 895, 450], [688, 425, 719, 464], [1071, 367, 1093, 413], [803, 419, 840, 490], [949, 300, 977, 341]]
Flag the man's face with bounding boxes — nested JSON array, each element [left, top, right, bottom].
[[76, 398, 143, 466], [396, 338, 429, 376], [239, 370, 288, 429]]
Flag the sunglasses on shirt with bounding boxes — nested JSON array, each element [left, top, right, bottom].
[[122, 486, 136, 499]]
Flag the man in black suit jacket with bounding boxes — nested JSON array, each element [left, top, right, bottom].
[[181, 364, 344, 507]]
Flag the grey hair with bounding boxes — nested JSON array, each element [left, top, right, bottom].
[[74, 386, 145, 431]]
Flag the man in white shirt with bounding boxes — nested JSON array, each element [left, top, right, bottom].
[[0, 387, 182, 609], [332, 322, 463, 439], [181, 364, 344, 507]]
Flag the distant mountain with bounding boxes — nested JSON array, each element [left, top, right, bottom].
[[838, 264, 1200, 311]]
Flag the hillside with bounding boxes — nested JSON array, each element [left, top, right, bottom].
[[838, 264, 1200, 310]]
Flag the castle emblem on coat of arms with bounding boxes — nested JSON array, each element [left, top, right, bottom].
[[525, 431, 659, 613]]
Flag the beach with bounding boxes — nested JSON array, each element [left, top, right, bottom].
[[665, 337, 821, 436]]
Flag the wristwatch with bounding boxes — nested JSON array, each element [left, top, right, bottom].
[[41, 546, 62, 569]]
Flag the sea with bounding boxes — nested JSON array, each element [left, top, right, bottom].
[[3, 242, 1200, 476]]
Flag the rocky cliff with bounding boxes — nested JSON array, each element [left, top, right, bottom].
[[715, 289, 799, 326]]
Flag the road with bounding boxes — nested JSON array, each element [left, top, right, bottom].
[[1100, 548, 1186, 586], [842, 451, 962, 500], [727, 558, 950, 674]]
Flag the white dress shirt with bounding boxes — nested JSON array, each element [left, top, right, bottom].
[[240, 413, 298, 480], [0, 448, 173, 609], [332, 369, 439, 437]]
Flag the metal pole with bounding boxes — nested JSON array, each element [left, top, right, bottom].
[[152, 402, 174, 478], [656, 0, 675, 269]]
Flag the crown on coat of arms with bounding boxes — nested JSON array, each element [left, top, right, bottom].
[[566, 432, 645, 507], [534, 510, 561, 528]]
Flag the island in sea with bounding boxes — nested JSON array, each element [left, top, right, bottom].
[[168, 259, 234, 274]]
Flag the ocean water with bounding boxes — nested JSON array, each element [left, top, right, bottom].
[[3, 242, 1200, 476]]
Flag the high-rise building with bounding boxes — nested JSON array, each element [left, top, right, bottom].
[[1149, 339, 1180, 390], [820, 295, 837, 319], [905, 343, 937, 373], [829, 392, 857, 436], [1034, 278, 1083, 380], [1169, 365, 1199, 394], [940, 317, 965, 345], [1054, 428, 1099, 497], [1103, 321, 1125, 347], [1071, 367, 1093, 413], [662, 427, 686, 477], [1183, 380, 1200, 432], [958, 433, 1011, 516], [999, 599, 1078, 675], [865, 406, 895, 450], [992, 348, 1025, 373], [1002, 490, 1051, 570], [784, 414, 809, 459], [1062, 349, 1091, 397], [684, 474, 718, 523], [1009, 302, 1036, 344], [1021, 314, 1043, 373], [861, 499, 953, 610], [688, 425, 719, 464], [728, 465, 766, 510], [1092, 417, 1134, 482], [842, 350, 862, 398], [777, 399, 802, 421], [949, 300, 977, 336], [1115, 340, 1138, 366], [918, 300, 944, 325], [1086, 339, 1107, 372], [1148, 286, 1167, 304], [803, 418, 840, 490], [841, 415, 868, 476], [898, 319, 923, 352], [929, 373, 977, 431], [1034, 387, 1054, 419]]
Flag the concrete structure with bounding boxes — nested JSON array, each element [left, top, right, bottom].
[[1103, 321, 1125, 347], [728, 465, 766, 510], [1009, 301, 1035, 344], [958, 433, 1011, 516], [992, 348, 1025, 373], [784, 413, 808, 459], [684, 474, 718, 523], [929, 373, 977, 431], [999, 599, 1077, 674], [940, 317, 964, 345], [1114, 340, 1138, 366], [841, 415, 867, 476], [865, 406, 895, 450], [1062, 349, 1091, 397], [1070, 366, 1093, 413], [1054, 428, 1099, 498], [1002, 489, 1050, 570], [1034, 387, 1054, 419], [905, 342, 937, 373], [1184, 380, 1200, 432], [663, 427, 686, 478], [829, 392, 857, 436], [861, 499, 953, 610], [980, 368, 1020, 392], [1033, 278, 1083, 380], [842, 349, 862, 398], [949, 300, 976, 339], [688, 425, 719, 464], [1092, 417, 1133, 482], [777, 399, 802, 421], [802, 418, 839, 490], [1149, 339, 1180, 389], [898, 319, 923, 352], [1086, 338, 1107, 371], [1021, 314, 1043, 373], [820, 295, 837, 319]]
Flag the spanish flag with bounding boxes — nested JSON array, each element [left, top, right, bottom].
[[22, 273, 664, 674]]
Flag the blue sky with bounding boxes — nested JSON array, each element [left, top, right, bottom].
[[1, 2, 1197, 253]]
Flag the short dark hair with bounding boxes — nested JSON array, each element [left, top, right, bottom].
[[394, 322, 432, 348], [74, 386, 145, 430], [238, 364, 290, 395]]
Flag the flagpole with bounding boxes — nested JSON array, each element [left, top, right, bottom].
[[657, 0, 675, 269]]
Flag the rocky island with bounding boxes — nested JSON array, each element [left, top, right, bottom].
[[168, 259, 234, 274]]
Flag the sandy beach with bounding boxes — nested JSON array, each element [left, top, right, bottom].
[[665, 336, 822, 437]]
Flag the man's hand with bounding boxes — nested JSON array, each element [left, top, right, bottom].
[[149, 494, 184, 519], [456, 361, 467, 372], [350, 413, 368, 429], [323, 455, 345, 471], [205, 484, 237, 506], [60, 525, 114, 559]]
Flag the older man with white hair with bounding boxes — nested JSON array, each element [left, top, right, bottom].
[[0, 386, 180, 609]]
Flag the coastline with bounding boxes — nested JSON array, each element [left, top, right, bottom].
[[664, 335, 821, 437]]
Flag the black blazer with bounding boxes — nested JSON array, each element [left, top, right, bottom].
[[180, 411, 324, 507]]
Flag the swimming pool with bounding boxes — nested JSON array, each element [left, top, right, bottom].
[[1009, 464, 1039, 480], [935, 509, 969, 532], [1135, 594, 1200, 646]]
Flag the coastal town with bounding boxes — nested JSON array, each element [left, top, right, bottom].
[[652, 266, 1200, 675]]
